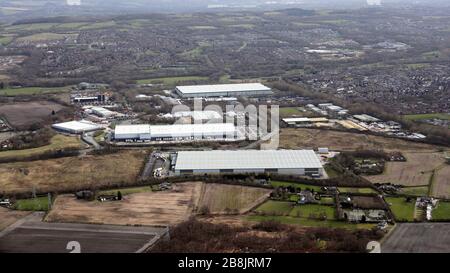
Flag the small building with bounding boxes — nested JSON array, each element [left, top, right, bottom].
[[174, 149, 324, 176], [353, 114, 381, 123], [52, 120, 103, 134], [175, 83, 272, 98]]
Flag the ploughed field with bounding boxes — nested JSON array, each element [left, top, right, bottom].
[[0, 101, 66, 129]]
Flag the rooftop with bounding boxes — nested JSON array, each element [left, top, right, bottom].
[[52, 120, 102, 132], [176, 83, 271, 94], [175, 150, 323, 170]]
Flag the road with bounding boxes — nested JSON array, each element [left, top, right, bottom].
[[382, 223, 450, 253], [0, 212, 168, 253]]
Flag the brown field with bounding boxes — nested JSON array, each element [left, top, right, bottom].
[[198, 184, 272, 214], [365, 151, 447, 188], [431, 165, 450, 199], [0, 101, 66, 128], [0, 151, 146, 195], [279, 128, 442, 151], [0, 207, 29, 231], [45, 182, 203, 226]]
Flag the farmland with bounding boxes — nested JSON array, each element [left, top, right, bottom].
[[0, 151, 146, 195], [136, 76, 209, 86], [0, 134, 85, 161], [46, 182, 203, 226], [385, 197, 416, 222], [0, 86, 71, 96], [279, 128, 442, 151], [365, 152, 449, 197], [404, 113, 450, 121], [197, 184, 271, 214], [432, 201, 450, 221], [0, 101, 66, 128], [0, 207, 29, 231]]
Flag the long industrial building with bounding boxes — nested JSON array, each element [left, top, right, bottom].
[[175, 83, 272, 98], [173, 150, 324, 176], [114, 123, 236, 141]]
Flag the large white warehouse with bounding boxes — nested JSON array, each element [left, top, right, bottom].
[[174, 150, 324, 176], [114, 123, 236, 141], [52, 120, 103, 134], [175, 83, 272, 98]]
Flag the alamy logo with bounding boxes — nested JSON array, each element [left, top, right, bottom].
[[171, 99, 280, 149]]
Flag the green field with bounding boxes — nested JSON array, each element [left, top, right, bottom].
[[255, 201, 293, 215], [401, 186, 429, 196], [290, 204, 336, 219], [99, 186, 152, 196], [337, 187, 377, 194], [246, 215, 374, 229], [270, 181, 322, 192], [0, 135, 85, 160], [13, 196, 50, 211], [403, 113, 450, 121], [0, 86, 71, 96], [136, 76, 209, 85], [432, 201, 450, 221], [16, 33, 77, 42], [385, 197, 416, 222], [0, 36, 13, 45], [279, 107, 303, 117]]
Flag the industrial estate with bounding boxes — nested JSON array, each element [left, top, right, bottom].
[[0, 0, 449, 255]]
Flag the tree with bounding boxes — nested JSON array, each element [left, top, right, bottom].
[[117, 191, 122, 200]]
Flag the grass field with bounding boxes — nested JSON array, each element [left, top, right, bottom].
[[254, 201, 293, 215], [279, 107, 303, 117], [385, 197, 415, 222], [279, 128, 442, 151], [270, 181, 322, 191], [0, 135, 85, 161], [432, 202, 450, 221], [290, 204, 336, 219], [246, 215, 374, 229], [400, 186, 429, 196], [337, 187, 377, 194], [13, 196, 50, 211], [136, 76, 209, 85], [0, 151, 146, 195], [197, 184, 271, 214], [0, 86, 71, 96], [432, 166, 450, 199], [16, 33, 77, 42], [404, 113, 450, 121]]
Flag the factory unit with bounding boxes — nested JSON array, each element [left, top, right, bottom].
[[114, 123, 236, 141], [175, 83, 272, 98], [282, 117, 329, 127], [52, 120, 103, 134], [173, 150, 324, 177]]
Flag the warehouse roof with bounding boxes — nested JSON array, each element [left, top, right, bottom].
[[114, 123, 235, 137], [150, 123, 235, 136], [52, 120, 102, 132], [114, 124, 150, 135], [175, 150, 323, 170], [176, 83, 271, 94]]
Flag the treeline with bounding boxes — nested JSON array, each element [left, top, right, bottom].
[[1, 128, 55, 151], [150, 219, 383, 253]]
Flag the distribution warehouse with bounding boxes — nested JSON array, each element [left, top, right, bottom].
[[52, 120, 103, 134], [173, 150, 324, 176], [114, 123, 236, 141], [175, 83, 272, 98]]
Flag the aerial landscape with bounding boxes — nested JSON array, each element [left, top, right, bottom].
[[0, 0, 449, 259]]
